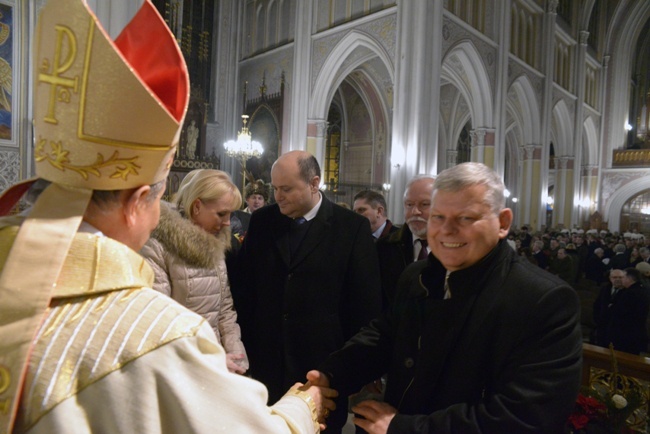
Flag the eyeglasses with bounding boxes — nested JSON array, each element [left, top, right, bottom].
[[404, 201, 430, 212]]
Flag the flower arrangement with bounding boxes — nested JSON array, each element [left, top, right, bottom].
[[566, 345, 645, 433], [567, 387, 643, 433]]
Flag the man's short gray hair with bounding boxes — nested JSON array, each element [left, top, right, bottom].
[[433, 162, 506, 214], [403, 175, 436, 200]]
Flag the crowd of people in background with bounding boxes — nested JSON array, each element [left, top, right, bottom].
[[507, 224, 650, 291], [506, 225, 650, 356]]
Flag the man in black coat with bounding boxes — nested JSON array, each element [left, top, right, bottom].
[[375, 176, 435, 308], [585, 247, 607, 285], [309, 162, 582, 433], [353, 189, 398, 241], [232, 150, 381, 431], [594, 267, 650, 355], [592, 268, 626, 348]]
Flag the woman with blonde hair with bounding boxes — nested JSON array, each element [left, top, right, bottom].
[[141, 169, 248, 373]]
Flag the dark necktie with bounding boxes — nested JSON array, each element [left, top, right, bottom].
[[288, 217, 309, 259], [417, 239, 428, 261]]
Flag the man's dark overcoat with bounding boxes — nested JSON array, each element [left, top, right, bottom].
[[319, 240, 583, 433], [376, 224, 415, 308], [232, 195, 382, 404]]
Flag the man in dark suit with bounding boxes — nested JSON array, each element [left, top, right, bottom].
[[308, 162, 582, 433], [639, 246, 650, 263], [585, 247, 607, 284], [608, 243, 629, 270], [375, 175, 435, 308], [232, 150, 381, 431], [593, 268, 649, 355], [353, 190, 398, 241]]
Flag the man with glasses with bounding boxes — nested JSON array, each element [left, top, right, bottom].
[[376, 175, 436, 308]]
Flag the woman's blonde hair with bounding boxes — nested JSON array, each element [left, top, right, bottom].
[[174, 169, 242, 219]]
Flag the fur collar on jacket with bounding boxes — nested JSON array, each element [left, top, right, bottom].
[[149, 201, 231, 269]]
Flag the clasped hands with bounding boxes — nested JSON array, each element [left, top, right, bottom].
[[305, 370, 398, 434]]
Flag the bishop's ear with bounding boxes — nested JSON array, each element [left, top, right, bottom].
[[123, 185, 152, 228]]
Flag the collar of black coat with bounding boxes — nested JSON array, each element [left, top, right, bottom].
[[380, 222, 412, 245], [412, 239, 512, 300]]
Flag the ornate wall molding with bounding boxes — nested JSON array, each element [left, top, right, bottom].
[[601, 170, 647, 209], [442, 16, 497, 92], [507, 59, 544, 104], [0, 149, 19, 192]]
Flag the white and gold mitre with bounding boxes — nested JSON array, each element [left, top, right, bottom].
[[33, 0, 189, 190]]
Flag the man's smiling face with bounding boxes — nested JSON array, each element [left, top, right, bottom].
[[427, 184, 511, 272]]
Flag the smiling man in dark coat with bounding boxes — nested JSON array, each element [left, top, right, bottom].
[[232, 150, 382, 431], [309, 162, 583, 433]]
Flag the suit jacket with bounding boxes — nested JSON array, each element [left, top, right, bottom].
[[319, 240, 583, 433], [376, 219, 399, 241], [376, 224, 415, 308], [232, 195, 382, 404], [608, 252, 628, 271], [594, 281, 649, 354]]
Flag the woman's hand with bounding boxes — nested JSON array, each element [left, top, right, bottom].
[[226, 353, 247, 374]]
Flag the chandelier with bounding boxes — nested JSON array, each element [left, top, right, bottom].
[[224, 115, 263, 161]]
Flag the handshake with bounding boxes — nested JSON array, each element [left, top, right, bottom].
[[286, 370, 338, 431], [287, 370, 398, 433]]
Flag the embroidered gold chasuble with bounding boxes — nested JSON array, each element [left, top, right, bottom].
[[0, 221, 315, 434]]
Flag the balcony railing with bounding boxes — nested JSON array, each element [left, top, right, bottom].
[[613, 148, 650, 167]]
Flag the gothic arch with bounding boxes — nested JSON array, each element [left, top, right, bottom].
[[606, 174, 650, 231], [551, 99, 573, 156], [440, 40, 493, 128], [309, 31, 394, 120], [582, 116, 598, 166], [507, 75, 541, 146], [603, 1, 650, 160]]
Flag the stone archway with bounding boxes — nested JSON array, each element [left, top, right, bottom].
[[308, 31, 394, 203], [439, 40, 494, 169], [505, 75, 542, 228]]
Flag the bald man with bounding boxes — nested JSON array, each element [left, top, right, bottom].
[[231, 151, 382, 431]]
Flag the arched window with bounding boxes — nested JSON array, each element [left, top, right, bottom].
[[621, 190, 650, 233], [325, 105, 343, 191]]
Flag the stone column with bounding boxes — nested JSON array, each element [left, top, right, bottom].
[[538, 0, 558, 229], [522, 144, 543, 229], [555, 156, 575, 228], [388, 1, 442, 223], [492, 0, 512, 175], [446, 149, 458, 169], [288, 1, 314, 150], [470, 128, 496, 166], [595, 55, 609, 214], [306, 120, 328, 174], [579, 164, 598, 226], [571, 30, 589, 228]]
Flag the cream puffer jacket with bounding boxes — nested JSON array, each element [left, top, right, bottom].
[[140, 202, 248, 369]]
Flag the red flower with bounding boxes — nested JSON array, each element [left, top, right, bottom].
[[568, 413, 590, 430], [576, 394, 606, 415]]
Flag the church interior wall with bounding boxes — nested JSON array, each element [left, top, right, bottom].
[[1, 0, 649, 234]]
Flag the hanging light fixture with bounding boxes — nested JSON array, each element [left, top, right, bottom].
[[224, 115, 263, 160], [223, 115, 263, 187]]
